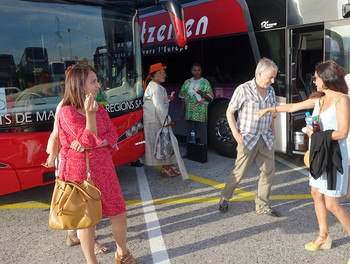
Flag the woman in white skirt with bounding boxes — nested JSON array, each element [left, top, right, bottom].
[[143, 63, 183, 178]]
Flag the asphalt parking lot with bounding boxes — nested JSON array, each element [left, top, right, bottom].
[[1, 142, 350, 264]]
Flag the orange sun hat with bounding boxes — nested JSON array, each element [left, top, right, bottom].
[[143, 63, 167, 91], [149, 63, 167, 74]]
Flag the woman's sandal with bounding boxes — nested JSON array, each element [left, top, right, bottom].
[[169, 165, 180, 176], [161, 167, 177, 178], [66, 233, 98, 247], [94, 241, 110, 255], [115, 250, 140, 264], [305, 233, 332, 251], [66, 233, 80, 247]]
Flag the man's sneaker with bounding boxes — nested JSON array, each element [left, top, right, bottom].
[[218, 198, 228, 214], [339, 196, 350, 205], [256, 207, 281, 217]]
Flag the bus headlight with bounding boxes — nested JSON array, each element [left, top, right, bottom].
[[137, 122, 143, 130], [125, 130, 133, 138], [131, 125, 138, 135]]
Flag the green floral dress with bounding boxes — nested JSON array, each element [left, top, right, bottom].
[[179, 77, 213, 122]]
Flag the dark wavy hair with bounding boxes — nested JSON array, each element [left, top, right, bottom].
[[62, 63, 97, 109], [315, 60, 348, 94]]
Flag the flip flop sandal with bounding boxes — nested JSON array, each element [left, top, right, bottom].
[[66, 233, 80, 247], [94, 242, 110, 255]]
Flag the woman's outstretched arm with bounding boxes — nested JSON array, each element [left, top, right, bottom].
[[254, 98, 317, 120]]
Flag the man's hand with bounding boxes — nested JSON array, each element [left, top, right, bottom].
[[233, 130, 243, 145]]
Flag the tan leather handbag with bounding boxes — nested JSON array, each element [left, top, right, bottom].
[[303, 150, 310, 168], [48, 150, 102, 230]]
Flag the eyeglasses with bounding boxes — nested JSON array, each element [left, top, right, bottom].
[[312, 76, 319, 82]]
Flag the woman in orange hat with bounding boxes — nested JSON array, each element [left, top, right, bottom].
[[142, 63, 181, 178]]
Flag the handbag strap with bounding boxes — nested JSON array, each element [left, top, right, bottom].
[[65, 180, 101, 200], [317, 96, 325, 119], [160, 115, 169, 133], [85, 150, 91, 179]]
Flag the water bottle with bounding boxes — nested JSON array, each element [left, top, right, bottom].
[[312, 116, 321, 132], [305, 112, 312, 129], [190, 129, 196, 143]]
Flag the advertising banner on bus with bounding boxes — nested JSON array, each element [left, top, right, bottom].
[[140, 0, 247, 54]]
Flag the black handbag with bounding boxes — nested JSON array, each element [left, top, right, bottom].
[[154, 116, 174, 160]]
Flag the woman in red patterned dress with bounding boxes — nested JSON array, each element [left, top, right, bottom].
[[57, 64, 139, 264]]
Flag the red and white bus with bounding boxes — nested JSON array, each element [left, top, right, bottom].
[[0, 0, 186, 195], [140, 0, 350, 157]]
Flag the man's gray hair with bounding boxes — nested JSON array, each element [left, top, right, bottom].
[[255, 57, 278, 76]]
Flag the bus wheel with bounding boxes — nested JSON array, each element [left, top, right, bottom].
[[208, 101, 237, 158]]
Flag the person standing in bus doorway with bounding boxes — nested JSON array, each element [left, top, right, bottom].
[[143, 63, 188, 179], [45, 64, 139, 264], [254, 60, 350, 251], [218, 57, 281, 217], [179, 63, 213, 151]]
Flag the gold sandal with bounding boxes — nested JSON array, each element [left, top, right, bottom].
[[115, 250, 140, 264], [169, 165, 180, 176]]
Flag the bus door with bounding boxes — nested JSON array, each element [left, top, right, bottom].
[[286, 25, 323, 154]]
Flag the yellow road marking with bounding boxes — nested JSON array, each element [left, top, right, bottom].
[[0, 200, 144, 209], [0, 203, 50, 209], [0, 170, 312, 209], [189, 174, 255, 197]]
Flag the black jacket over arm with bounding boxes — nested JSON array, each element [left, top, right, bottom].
[[309, 130, 343, 190]]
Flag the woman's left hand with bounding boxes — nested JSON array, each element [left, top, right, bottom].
[[253, 109, 269, 120], [70, 140, 83, 151]]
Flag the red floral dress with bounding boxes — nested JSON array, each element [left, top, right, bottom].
[[57, 105, 126, 217]]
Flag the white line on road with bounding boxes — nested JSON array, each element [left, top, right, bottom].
[[136, 167, 170, 264], [275, 156, 309, 177]]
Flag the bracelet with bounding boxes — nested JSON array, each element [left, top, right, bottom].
[[274, 106, 278, 112]]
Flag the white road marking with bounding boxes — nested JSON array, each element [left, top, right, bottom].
[[275, 156, 309, 177], [136, 167, 170, 264]]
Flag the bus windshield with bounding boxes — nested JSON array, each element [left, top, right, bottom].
[[0, 0, 186, 195], [0, 0, 143, 132]]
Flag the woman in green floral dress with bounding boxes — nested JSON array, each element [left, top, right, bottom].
[[180, 63, 213, 146]]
